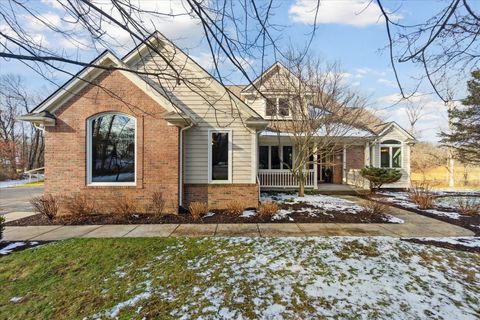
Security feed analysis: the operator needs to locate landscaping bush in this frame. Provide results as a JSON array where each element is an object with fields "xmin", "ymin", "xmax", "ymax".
[
  {"xmin": 113, "ymin": 196, "xmax": 137, "ymax": 217},
  {"xmin": 225, "ymin": 200, "xmax": 247, "ymax": 216},
  {"xmin": 64, "ymin": 194, "xmax": 96, "ymax": 216},
  {"xmin": 189, "ymin": 202, "xmax": 208, "ymax": 220},
  {"xmin": 0, "ymin": 215, "xmax": 5, "ymax": 240},
  {"xmin": 362, "ymin": 200, "xmax": 390, "ymax": 217},
  {"xmin": 146, "ymin": 191, "xmax": 166, "ymax": 215},
  {"xmin": 258, "ymin": 201, "xmax": 279, "ymax": 218},
  {"xmin": 360, "ymin": 166, "xmax": 402, "ymax": 192},
  {"xmin": 408, "ymin": 184, "xmax": 435, "ymax": 209},
  {"xmin": 456, "ymin": 198, "xmax": 480, "ymax": 216},
  {"xmin": 30, "ymin": 194, "xmax": 59, "ymax": 221}
]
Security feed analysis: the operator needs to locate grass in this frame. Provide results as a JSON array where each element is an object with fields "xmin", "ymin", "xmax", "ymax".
[
  {"xmin": 0, "ymin": 237, "xmax": 479, "ymax": 319},
  {"xmin": 412, "ymin": 165, "xmax": 480, "ymax": 189}
]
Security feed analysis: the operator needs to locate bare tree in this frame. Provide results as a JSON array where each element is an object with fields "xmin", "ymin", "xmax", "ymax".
[
  {"xmin": 376, "ymin": 0, "xmax": 480, "ymax": 101},
  {"xmin": 405, "ymin": 100, "xmax": 425, "ymax": 138},
  {"xmin": 0, "ymin": 0, "xmax": 306, "ymax": 121},
  {"xmin": 258, "ymin": 52, "xmax": 369, "ymax": 196},
  {"xmin": 0, "ymin": 74, "xmax": 44, "ymax": 179}
]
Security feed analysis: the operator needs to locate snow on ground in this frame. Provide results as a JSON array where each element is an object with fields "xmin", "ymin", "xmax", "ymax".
[
  {"xmin": 377, "ymin": 191, "xmax": 463, "ymax": 220},
  {"xmin": 0, "ymin": 178, "xmax": 31, "ymax": 188},
  {"xmin": 240, "ymin": 210, "xmax": 256, "ymax": 218},
  {"xmin": 0, "ymin": 242, "xmax": 27, "ymax": 255},
  {"xmin": 83, "ymin": 237, "xmax": 479, "ymax": 319},
  {"xmin": 409, "ymin": 237, "xmax": 480, "ymax": 249},
  {"xmin": 262, "ymin": 192, "xmax": 365, "ymax": 214},
  {"xmin": 263, "ymin": 192, "xmax": 403, "ymax": 223},
  {"xmin": 0, "ymin": 241, "xmax": 40, "ymax": 256}
]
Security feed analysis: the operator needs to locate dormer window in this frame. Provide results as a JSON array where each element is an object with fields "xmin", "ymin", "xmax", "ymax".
[{"xmin": 266, "ymin": 97, "xmax": 290, "ymax": 117}]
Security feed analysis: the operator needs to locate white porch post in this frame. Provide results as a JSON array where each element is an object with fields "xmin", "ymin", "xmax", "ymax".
[
  {"xmin": 342, "ymin": 144, "xmax": 347, "ymax": 184},
  {"xmin": 313, "ymin": 145, "xmax": 318, "ymax": 189},
  {"xmin": 364, "ymin": 142, "xmax": 370, "ymax": 166}
]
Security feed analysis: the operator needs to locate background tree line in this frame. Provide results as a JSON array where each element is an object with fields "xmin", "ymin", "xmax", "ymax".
[{"xmin": 0, "ymin": 74, "xmax": 44, "ymax": 180}]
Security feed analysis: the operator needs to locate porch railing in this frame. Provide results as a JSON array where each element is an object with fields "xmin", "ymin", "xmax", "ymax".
[{"xmin": 258, "ymin": 169, "xmax": 315, "ymax": 188}]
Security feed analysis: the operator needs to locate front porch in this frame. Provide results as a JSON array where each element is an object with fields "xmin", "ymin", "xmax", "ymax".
[{"xmin": 257, "ymin": 169, "xmax": 363, "ymax": 193}]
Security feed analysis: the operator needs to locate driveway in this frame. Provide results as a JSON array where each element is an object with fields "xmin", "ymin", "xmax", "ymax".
[{"xmin": 0, "ymin": 186, "xmax": 44, "ymax": 214}]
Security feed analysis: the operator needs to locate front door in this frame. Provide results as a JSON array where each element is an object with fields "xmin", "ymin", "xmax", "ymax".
[{"xmin": 318, "ymin": 153, "xmax": 334, "ymax": 183}]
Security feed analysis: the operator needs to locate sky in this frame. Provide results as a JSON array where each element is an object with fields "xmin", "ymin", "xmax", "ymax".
[{"xmin": 1, "ymin": 0, "xmax": 474, "ymax": 143}]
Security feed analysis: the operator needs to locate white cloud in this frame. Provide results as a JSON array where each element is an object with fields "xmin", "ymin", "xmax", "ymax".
[
  {"xmin": 377, "ymin": 78, "xmax": 397, "ymax": 87},
  {"xmin": 289, "ymin": 0, "xmax": 401, "ymax": 27}
]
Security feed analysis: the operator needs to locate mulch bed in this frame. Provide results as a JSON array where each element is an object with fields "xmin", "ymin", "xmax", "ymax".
[
  {"xmin": 365, "ymin": 194, "xmax": 480, "ymax": 236},
  {"xmin": 6, "ymin": 203, "xmax": 396, "ymax": 226},
  {"xmin": 402, "ymin": 238, "xmax": 480, "ymax": 253},
  {"xmin": 0, "ymin": 241, "xmax": 53, "ymax": 257}
]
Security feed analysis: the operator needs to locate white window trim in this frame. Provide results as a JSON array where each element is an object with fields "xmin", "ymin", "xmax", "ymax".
[
  {"xmin": 86, "ymin": 112, "xmax": 137, "ymax": 187},
  {"xmin": 258, "ymin": 144, "xmax": 294, "ymax": 170},
  {"xmin": 208, "ymin": 129, "xmax": 233, "ymax": 184},
  {"xmin": 264, "ymin": 97, "xmax": 291, "ymax": 119},
  {"xmin": 380, "ymin": 141, "xmax": 403, "ymax": 169}
]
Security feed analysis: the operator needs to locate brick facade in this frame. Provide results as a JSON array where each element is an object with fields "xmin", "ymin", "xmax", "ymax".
[
  {"xmin": 45, "ymin": 70, "xmax": 180, "ymax": 214},
  {"xmin": 184, "ymin": 184, "xmax": 259, "ymax": 210},
  {"xmin": 346, "ymin": 145, "xmax": 365, "ymax": 169}
]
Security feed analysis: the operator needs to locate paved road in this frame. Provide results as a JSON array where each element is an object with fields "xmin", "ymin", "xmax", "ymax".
[{"xmin": 0, "ymin": 186, "xmax": 44, "ymax": 214}]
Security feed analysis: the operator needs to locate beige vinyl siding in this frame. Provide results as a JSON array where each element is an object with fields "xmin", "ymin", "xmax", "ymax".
[
  {"xmin": 371, "ymin": 127, "xmax": 411, "ymax": 188},
  {"xmin": 245, "ymin": 97, "xmax": 266, "ymax": 118},
  {"xmin": 132, "ymin": 44, "xmax": 255, "ymax": 184}
]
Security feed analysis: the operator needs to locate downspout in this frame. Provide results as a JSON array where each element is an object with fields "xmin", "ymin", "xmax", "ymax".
[
  {"xmin": 179, "ymin": 123, "xmax": 193, "ymax": 208},
  {"xmin": 245, "ymin": 125, "xmax": 261, "ymax": 203}
]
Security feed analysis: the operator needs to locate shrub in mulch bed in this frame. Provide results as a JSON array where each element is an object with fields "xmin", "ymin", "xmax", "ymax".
[
  {"xmin": 402, "ymin": 238, "xmax": 480, "ymax": 253},
  {"xmin": 6, "ymin": 201, "xmax": 399, "ymax": 226},
  {"xmin": 364, "ymin": 194, "xmax": 480, "ymax": 236}
]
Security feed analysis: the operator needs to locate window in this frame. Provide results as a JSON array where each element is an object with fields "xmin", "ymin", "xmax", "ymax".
[
  {"xmin": 271, "ymin": 146, "xmax": 280, "ymax": 169},
  {"xmin": 380, "ymin": 140, "xmax": 402, "ymax": 168},
  {"xmin": 87, "ymin": 113, "xmax": 136, "ymax": 185},
  {"xmin": 282, "ymin": 146, "xmax": 293, "ymax": 169},
  {"xmin": 258, "ymin": 145, "xmax": 293, "ymax": 170},
  {"xmin": 278, "ymin": 98, "xmax": 290, "ymax": 117},
  {"xmin": 208, "ymin": 130, "xmax": 232, "ymax": 182},
  {"xmin": 265, "ymin": 97, "xmax": 290, "ymax": 117},
  {"xmin": 266, "ymin": 99, "xmax": 277, "ymax": 117},
  {"xmin": 259, "ymin": 146, "xmax": 269, "ymax": 169}
]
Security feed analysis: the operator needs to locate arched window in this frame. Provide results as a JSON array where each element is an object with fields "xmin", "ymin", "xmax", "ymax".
[
  {"xmin": 380, "ymin": 139, "xmax": 402, "ymax": 168},
  {"xmin": 87, "ymin": 113, "xmax": 136, "ymax": 185}
]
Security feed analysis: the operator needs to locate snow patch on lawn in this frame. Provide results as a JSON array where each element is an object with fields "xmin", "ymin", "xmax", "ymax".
[
  {"xmin": 86, "ymin": 237, "xmax": 479, "ymax": 319},
  {"xmin": 0, "ymin": 242, "xmax": 26, "ymax": 255},
  {"xmin": 9, "ymin": 296, "xmax": 23, "ymax": 303}
]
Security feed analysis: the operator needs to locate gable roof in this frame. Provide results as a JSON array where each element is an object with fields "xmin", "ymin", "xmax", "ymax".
[
  {"xmin": 241, "ymin": 61, "xmax": 302, "ymax": 95},
  {"xmin": 122, "ymin": 31, "xmax": 261, "ymax": 119},
  {"xmin": 30, "ymin": 50, "xmax": 195, "ymax": 121},
  {"xmin": 377, "ymin": 121, "xmax": 416, "ymax": 141}
]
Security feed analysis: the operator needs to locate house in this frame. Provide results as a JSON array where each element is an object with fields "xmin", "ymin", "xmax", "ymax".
[{"xmin": 18, "ymin": 32, "xmax": 415, "ymax": 214}]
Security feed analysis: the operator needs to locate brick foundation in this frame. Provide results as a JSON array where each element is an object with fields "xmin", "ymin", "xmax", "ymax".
[
  {"xmin": 45, "ymin": 70, "xmax": 179, "ymax": 214},
  {"xmin": 184, "ymin": 184, "xmax": 259, "ymax": 210}
]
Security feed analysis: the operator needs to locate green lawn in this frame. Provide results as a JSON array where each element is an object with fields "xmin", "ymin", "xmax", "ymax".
[{"xmin": 0, "ymin": 237, "xmax": 479, "ymax": 319}]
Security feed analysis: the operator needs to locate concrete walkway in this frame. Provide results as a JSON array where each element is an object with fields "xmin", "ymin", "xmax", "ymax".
[{"xmin": 2, "ymin": 201, "xmax": 475, "ymax": 240}]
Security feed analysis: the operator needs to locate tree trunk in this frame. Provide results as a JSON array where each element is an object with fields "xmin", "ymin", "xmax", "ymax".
[{"xmin": 298, "ymin": 178, "xmax": 305, "ymax": 197}]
